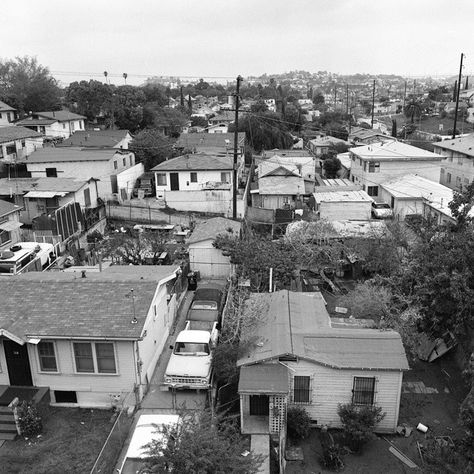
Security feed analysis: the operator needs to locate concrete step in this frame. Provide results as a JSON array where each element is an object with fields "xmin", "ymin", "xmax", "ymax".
[
  {"xmin": 0, "ymin": 414, "xmax": 15, "ymax": 423},
  {"xmin": 0, "ymin": 431, "xmax": 17, "ymax": 441},
  {"xmin": 0, "ymin": 423, "xmax": 17, "ymax": 432}
]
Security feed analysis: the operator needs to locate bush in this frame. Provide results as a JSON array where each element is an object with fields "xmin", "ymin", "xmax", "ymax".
[
  {"xmin": 337, "ymin": 403, "xmax": 385, "ymax": 453},
  {"xmin": 17, "ymin": 400, "xmax": 43, "ymax": 437},
  {"xmin": 320, "ymin": 427, "xmax": 344, "ymax": 471},
  {"xmin": 287, "ymin": 406, "xmax": 311, "ymax": 441}
]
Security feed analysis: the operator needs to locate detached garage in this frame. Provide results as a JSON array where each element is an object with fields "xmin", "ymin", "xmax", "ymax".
[
  {"xmin": 312, "ymin": 190, "xmax": 373, "ymax": 221},
  {"xmin": 188, "ymin": 217, "xmax": 241, "ymax": 279}
]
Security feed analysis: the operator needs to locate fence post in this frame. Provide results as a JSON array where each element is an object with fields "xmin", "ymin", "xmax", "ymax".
[{"xmin": 129, "ymin": 201, "xmax": 132, "ymax": 220}]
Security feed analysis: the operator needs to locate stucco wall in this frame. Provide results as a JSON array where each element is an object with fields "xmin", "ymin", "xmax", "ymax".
[{"xmin": 155, "ymin": 170, "xmax": 232, "ymax": 193}]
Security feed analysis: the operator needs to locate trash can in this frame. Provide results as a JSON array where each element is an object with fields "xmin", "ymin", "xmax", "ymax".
[{"xmin": 187, "ymin": 272, "xmax": 197, "ymax": 291}]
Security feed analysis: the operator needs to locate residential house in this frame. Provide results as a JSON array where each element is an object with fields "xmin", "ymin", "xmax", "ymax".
[
  {"xmin": 188, "ymin": 217, "xmax": 241, "ymax": 279},
  {"xmin": 0, "ymin": 127, "xmax": 44, "ymax": 176},
  {"xmin": 175, "ymin": 132, "xmax": 246, "ymax": 157},
  {"xmin": 0, "ymin": 101, "xmax": 17, "ymax": 127},
  {"xmin": 336, "ymin": 152, "xmax": 352, "ymax": 178},
  {"xmin": 308, "ymin": 136, "xmax": 350, "ymax": 169},
  {"xmin": 0, "ymin": 200, "xmax": 22, "ymax": 250},
  {"xmin": 0, "ymin": 265, "xmax": 183, "ymax": 408},
  {"xmin": 57, "ymin": 130, "xmax": 133, "ymax": 149},
  {"xmin": 16, "ymin": 111, "xmax": 86, "ymax": 139},
  {"xmin": 152, "ymin": 153, "xmax": 244, "ymax": 216},
  {"xmin": 23, "ymin": 147, "xmax": 143, "ymax": 201},
  {"xmin": 432, "ymin": 134, "xmax": 474, "ymax": 190},
  {"xmin": 348, "ymin": 127, "xmax": 394, "ymax": 146},
  {"xmin": 237, "ymin": 290, "xmax": 409, "ymax": 435},
  {"xmin": 311, "ymin": 189, "xmax": 373, "ymax": 220},
  {"xmin": 259, "ymin": 150, "xmax": 317, "ymax": 180},
  {"xmin": 349, "ymin": 141, "xmax": 443, "ymax": 199},
  {"xmin": 208, "ymin": 111, "xmax": 235, "ymax": 134}
]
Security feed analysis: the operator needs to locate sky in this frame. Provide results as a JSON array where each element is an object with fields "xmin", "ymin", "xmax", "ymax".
[{"xmin": 1, "ymin": 0, "xmax": 474, "ymax": 86}]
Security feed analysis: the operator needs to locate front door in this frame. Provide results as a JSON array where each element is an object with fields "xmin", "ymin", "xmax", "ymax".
[
  {"xmin": 4, "ymin": 340, "xmax": 33, "ymax": 386},
  {"xmin": 170, "ymin": 173, "xmax": 179, "ymax": 191},
  {"xmin": 249, "ymin": 395, "xmax": 269, "ymax": 416}
]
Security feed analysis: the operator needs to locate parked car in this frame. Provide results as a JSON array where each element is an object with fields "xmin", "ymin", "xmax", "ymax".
[
  {"xmin": 132, "ymin": 172, "xmax": 156, "ymax": 198},
  {"xmin": 371, "ymin": 202, "xmax": 393, "ymax": 219}
]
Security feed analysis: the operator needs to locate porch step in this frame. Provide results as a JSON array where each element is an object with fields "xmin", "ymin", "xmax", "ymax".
[
  {"xmin": 0, "ymin": 431, "xmax": 17, "ymax": 441},
  {"xmin": 0, "ymin": 414, "xmax": 15, "ymax": 423},
  {"xmin": 0, "ymin": 423, "xmax": 17, "ymax": 432}
]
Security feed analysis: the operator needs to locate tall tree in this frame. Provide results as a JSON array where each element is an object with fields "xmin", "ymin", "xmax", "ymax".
[
  {"xmin": 0, "ymin": 56, "xmax": 61, "ymax": 114},
  {"xmin": 130, "ymin": 129, "xmax": 175, "ymax": 170}
]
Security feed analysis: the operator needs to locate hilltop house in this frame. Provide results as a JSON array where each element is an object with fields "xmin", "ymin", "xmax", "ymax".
[
  {"xmin": 152, "ymin": 153, "xmax": 245, "ymax": 217},
  {"xmin": 0, "ymin": 265, "xmax": 183, "ymax": 408},
  {"xmin": 175, "ymin": 132, "xmax": 246, "ymax": 157},
  {"xmin": 16, "ymin": 111, "xmax": 86, "ymax": 139},
  {"xmin": 58, "ymin": 130, "xmax": 133, "ymax": 149},
  {"xmin": 0, "ymin": 200, "xmax": 23, "ymax": 250},
  {"xmin": 23, "ymin": 147, "xmax": 143, "ymax": 201},
  {"xmin": 237, "ymin": 291, "xmax": 409, "ymax": 435},
  {"xmin": 0, "ymin": 101, "xmax": 17, "ymax": 127},
  {"xmin": 349, "ymin": 141, "xmax": 443, "ymax": 199}
]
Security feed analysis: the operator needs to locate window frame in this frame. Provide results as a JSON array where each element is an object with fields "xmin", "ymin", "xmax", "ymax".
[
  {"xmin": 37, "ymin": 340, "xmax": 59, "ymax": 373},
  {"xmin": 190, "ymin": 172, "xmax": 198, "ymax": 183},
  {"xmin": 156, "ymin": 173, "xmax": 167, "ymax": 186},
  {"xmin": 292, "ymin": 375, "xmax": 312, "ymax": 404},
  {"xmin": 72, "ymin": 341, "xmax": 117, "ymax": 375},
  {"xmin": 367, "ymin": 185, "xmax": 378, "ymax": 197},
  {"xmin": 352, "ymin": 376, "xmax": 376, "ymax": 406},
  {"xmin": 221, "ymin": 172, "xmax": 231, "ymax": 183},
  {"xmin": 45, "ymin": 167, "xmax": 57, "ymax": 178},
  {"xmin": 368, "ymin": 161, "xmax": 380, "ymax": 173}
]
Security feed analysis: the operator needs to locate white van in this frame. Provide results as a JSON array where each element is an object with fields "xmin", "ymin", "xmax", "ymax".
[{"xmin": 0, "ymin": 242, "xmax": 55, "ymax": 275}]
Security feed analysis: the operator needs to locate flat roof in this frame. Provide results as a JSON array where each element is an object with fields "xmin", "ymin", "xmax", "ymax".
[
  {"xmin": 380, "ymin": 174, "xmax": 452, "ymax": 199},
  {"xmin": 433, "ymin": 133, "xmax": 474, "ymax": 157},
  {"xmin": 238, "ymin": 364, "xmax": 289, "ymax": 394},
  {"xmin": 23, "ymin": 147, "xmax": 121, "ymax": 163},
  {"xmin": 350, "ymin": 141, "xmax": 443, "ymax": 161},
  {"xmin": 314, "ymin": 190, "xmax": 373, "ymax": 203}
]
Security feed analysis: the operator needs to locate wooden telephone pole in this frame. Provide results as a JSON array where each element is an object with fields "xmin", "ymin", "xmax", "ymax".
[
  {"xmin": 371, "ymin": 80, "xmax": 376, "ymax": 128},
  {"xmin": 453, "ymin": 53, "xmax": 464, "ymax": 139},
  {"xmin": 232, "ymin": 75, "xmax": 243, "ymax": 220}
]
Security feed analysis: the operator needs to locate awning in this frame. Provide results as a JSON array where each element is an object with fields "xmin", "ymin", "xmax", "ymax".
[
  {"xmin": 23, "ymin": 191, "xmax": 66, "ymax": 198},
  {"xmin": 0, "ymin": 220, "xmax": 23, "ymax": 232},
  {"xmin": 238, "ymin": 364, "xmax": 289, "ymax": 395}
]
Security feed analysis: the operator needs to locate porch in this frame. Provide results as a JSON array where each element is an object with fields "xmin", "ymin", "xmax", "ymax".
[
  {"xmin": 0, "ymin": 385, "xmax": 50, "ymax": 407},
  {"xmin": 238, "ymin": 364, "xmax": 289, "ymax": 435}
]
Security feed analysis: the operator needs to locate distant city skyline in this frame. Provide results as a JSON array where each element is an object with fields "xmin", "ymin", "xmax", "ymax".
[{"xmin": 2, "ymin": 0, "xmax": 473, "ymax": 87}]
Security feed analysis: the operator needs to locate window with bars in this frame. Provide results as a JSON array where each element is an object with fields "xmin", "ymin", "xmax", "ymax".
[
  {"xmin": 38, "ymin": 341, "xmax": 58, "ymax": 372},
  {"xmin": 190, "ymin": 172, "xmax": 197, "ymax": 183},
  {"xmin": 352, "ymin": 377, "xmax": 376, "ymax": 405},
  {"xmin": 293, "ymin": 375, "xmax": 311, "ymax": 404},
  {"xmin": 368, "ymin": 161, "xmax": 380, "ymax": 173}
]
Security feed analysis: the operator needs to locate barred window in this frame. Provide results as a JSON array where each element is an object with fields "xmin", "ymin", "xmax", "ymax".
[
  {"xmin": 293, "ymin": 376, "xmax": 311, "ymax": 403},
  {"xmin": 352, "ymin": 377, "xmax": 376, "ymax": 405}
]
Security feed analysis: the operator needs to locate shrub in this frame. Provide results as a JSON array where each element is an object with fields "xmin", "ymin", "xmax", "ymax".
[
  {"xmin": 287, "ymin": 406, "xmax": 311, "ymax": 441},
  {"xmin": 337, "ymin": 403, "xmax": 385, "ymax": 453},
  {"xmin": 320, "ymin": 427, "xmax": 344, "ymax": 471},
  {"xmin": 17, "ymin": 400, "xmax": 43, "ymax": 437}
]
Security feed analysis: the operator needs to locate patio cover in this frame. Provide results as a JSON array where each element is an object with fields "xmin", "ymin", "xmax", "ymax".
[
  {"xmin": 0, "ymin": 220, "xmax": 23, "ymax": 231},
  {"xmin": 23, "ymin": 191, "xmax": 66, "ymax": 198},
  {"xmin": 238, "ymin": 364, "xmax": 288, "ymax": 395}
]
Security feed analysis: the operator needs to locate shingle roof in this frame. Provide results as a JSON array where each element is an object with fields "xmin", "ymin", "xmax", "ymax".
[
  {"xmin": 23, "ymin": 147, "xmax": 120, "ymax": 163},
  {"xmin": 15, "ymin": 118, "xmax": 56, "ymax": 126},
  {"xmin": 187, "ymin": 217, "xmax": 240, "ymax": 244},
  {"xmin": 0, "ymin": 266, "xmax": 178, "ymax": 340},
  {"xmin": 37, "ymin": 110, "xmax": 86, "ymax": 121},
  {"xmin": 176, "ymin": 132, "xmax": 245, "ymax": 150},
  {"xmin": 58, "ymin": 130, "xmax": 131, "ymax": 148},
  {"xmin": 380, "ymin": 174, "xmax": 452, "ymax": 199},
  {"xmin": 350, "ymin": 141, "xmax": 443, "ymax": 161},
  {"xmin": 0, "ymin": 126, "xmax": 42, "ymax": 142},
  {"xmin": 432, "ymin": 133, "xmax": 474, "ymax": 157},
  {"xmin": 238, "ymin": 290, "xmax": 408, "ymax": 371},
  {"xmin": 0, "ymin": 199, "xmax": 21, "ymax": 217},
  {"xmin": 0, "ymin": 177, "xmax": 88, "ymax": 196},
  {"xmin": 151, "ymin": 153, "xmax": 233, "ymax": 172},
  {"xmin": 258, "ymin": 174, "xmax": 306, "ymax": 195},
  {"xmin": 0, "ymin": 100, "xmax": 15, "ymax": 112}
]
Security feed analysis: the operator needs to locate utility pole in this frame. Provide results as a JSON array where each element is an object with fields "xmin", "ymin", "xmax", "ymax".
[
  {"xmin": 232, "ymin": 75, "xmax": 243, "ymax": 220},
  {"xmin": 371, "ymin": 80, "xmax": 376, "ymax": 128},
  {"xmin": 345, "ymin": 84, "xmax": 349, "ymax": 115},
  {"xmin": 453, "ymin": 53, "xmax": 464, "ymax": 139},
  {"xmin": 334, "ymin": 84, "xmax": 337, "ymax": 109},
  {"xmin": 403, "ymin": 81, "xmax": 407, "ymax": 139}
]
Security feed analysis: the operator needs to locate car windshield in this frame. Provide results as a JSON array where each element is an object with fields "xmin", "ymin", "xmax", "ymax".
[
  {"xmin": 191, "ymin": 301, "xmax": 218, "ymax": 310},
  {"xmin": 374, "ymin": 203, "xmax": 390, "ymax": 209},
  {"xmin": 174, "ymin": 342, "xmax": 210, "ymax": 355}
]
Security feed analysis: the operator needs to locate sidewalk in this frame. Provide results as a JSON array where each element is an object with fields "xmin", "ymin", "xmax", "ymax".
[{"xmin": 251, "ymin": 434, "xmax": 270, "ymax": 474}]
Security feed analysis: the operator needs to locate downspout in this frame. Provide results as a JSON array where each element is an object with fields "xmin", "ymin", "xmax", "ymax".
[{"xmin": 133, "ymin": 340, "xmax": 142, "ymax": 405}]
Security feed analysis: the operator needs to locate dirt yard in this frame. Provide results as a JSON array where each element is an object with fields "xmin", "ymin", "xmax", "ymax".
[{"xmin": 285, "ymin": 350, "xmax": 469, "ymax": 473}]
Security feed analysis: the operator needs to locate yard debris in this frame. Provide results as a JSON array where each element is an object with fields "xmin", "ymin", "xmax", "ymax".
[
  {"xmin": 383, "ymin": 437, "xmax": 419, "ymax": 469},
  {"xmin": 441, "ymin": 369, "xmax": 451, "ymax": 378},
  {"xmin": 416, "ymin": 441, "xmax": 424, "ymax": 465},
  {"xmin": 417, "ymin": 423, "xmax": 428, "ymax": 433},
  {"xmin": 285, "ymin": 445, "xmax": 304, "ymax": 461},
  {"xmin": 241, "ymin": 450, "xmax": 250, "ymax": 457},
  {"xmin": 396, "ymin": 424, "xmax": 413, "ymax": 437},
  {"xmin": 435, "ymin": 436, "xmax": 454, "ymax": 448}
]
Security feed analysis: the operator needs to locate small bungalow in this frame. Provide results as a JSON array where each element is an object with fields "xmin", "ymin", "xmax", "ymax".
[
  {"xmin": 187, "ymin": 217, "xmax": 241, "ymax": 279},
  {"xmin": 238, "ymin": 291, "xmax": 409, "ymax": 435},
  {"xmin": 16, "ymin": 110, "xmax": 86, "ymax": 139},
  {"xmin": 175, "ymin": 132, "xmax": 246, "ymax": 156},
  {"xmin": 311, "ymin": 189, "xmax": 373, "ymax": 221},
  {"xmin": 0, "ymin": 101, "xmax": 17, "ymax": 127},
  {"xmin": 0, "ymin": 265, "xmax": 183, "ymax": 409},
  {"xmin": 57, "ymin": 129, "xmax": 133, "ymax": 149},
  {"xmin": 0, "ymin": 200, "xmax": 23, "ymax": 250}
]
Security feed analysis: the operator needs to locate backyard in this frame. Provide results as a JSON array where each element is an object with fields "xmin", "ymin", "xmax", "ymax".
[
  {"xmin": 284, "ymin": 350, "xmax": 468, "ymax": 473},
  {"xmin": 0, "ymin": 407, "xmax": 114, "ymax": 474}
]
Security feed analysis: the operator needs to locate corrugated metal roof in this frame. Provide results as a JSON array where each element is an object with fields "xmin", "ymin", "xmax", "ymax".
[
  {"xmin": 314, "ymin": 190, "xmax": 373, "ymax": 203},
  {"xmin": 238, "ymin": 364, "xmax": 289, "ymax": 394},
  {"xmin": 0, "ymin": 178, "xmax": 88, "ymax": 195},
  {"xmin": 24, "ymin": 147, "xmax": 120, "ymax": 163}
]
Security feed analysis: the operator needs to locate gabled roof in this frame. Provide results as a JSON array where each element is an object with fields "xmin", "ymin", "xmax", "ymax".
[
  {"xmin": 151, "ymin": 153, "xmax": 233, "ymax": 172},
  {"xmin": 15, "ymin": 118, "xmax": 56, "ymax": 126},
  {"xmin": 0, "ymin": 100, "xmax": 15, "ymax": 112},
  {"xmin": 0, "ymin": 177, "xmax": 89, "ymax": 196},
  {"xmin": 0, "ymin": 199, "xmax": 21, "ymax": 217},
  {"xmin": 351, "ymin": 141, "xmax": 443, "ymax": 161},
  {"xmin": 432, "ymin": 133, "xmax": 474, "ymax": 157},
  {"xmin": 58, "ymin": 130, "xmax": 131, "ymax": 148},
  {"xmin": 0, "ymin": 126, "xmax": 42, "ymax": 143},
  {"xmin": 176, "ymin": 132, "xmax": 245, "ymax": 150},
  {"xmin": 23, "ymin": 147, "xmax": 121, "ymax": 163},
  {"xmin": 36, "ymin": 110, "xmax": 86, "ymax": 121},
  {"xmin": 187, "ymin": 217, "xmax": 240, "ymax": 244},
  {"xmin": 209, "ymin": 111, "xmax": 235, "ymax": 123},
  {"xmin": 238, "ymin": 290, "xmax": 408, "ymax": 371},
  {"xmin": 0, "ymin": 266, "xmax": 178, "ymax": 341},
  {"xmin": 380, "ymin": 174, "xmax": 452, "ymax": 200}
]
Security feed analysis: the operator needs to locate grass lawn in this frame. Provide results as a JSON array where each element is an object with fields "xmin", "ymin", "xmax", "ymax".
[{"xmin": 0, "ymin": 407, "xmax": 114, "ymax": 474}]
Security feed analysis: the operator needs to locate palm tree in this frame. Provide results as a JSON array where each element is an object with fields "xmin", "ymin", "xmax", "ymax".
[
  {"xmin": 123, "ymin": 73, "xmax": 128, "ymax": 85},
  {"xmin": 404, "ymin": 99, "xmax": 422, "ymax": 123},
  {"xmin": 103, "ymin": 71, "xmax": 108, "ymax": 84}
]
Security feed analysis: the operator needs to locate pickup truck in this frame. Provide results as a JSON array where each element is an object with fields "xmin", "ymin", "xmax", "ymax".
[
  {"xmin": 186, "ymin": 300, "xmax": 220, "ymax": 332},
  {"xmin": 164, "ymin": 322, "xmax": 219, "ymax": 390}
]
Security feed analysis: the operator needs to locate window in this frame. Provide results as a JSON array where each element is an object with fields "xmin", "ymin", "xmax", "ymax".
[
  {"xmin": 458, "ymin": 156, "xmax": 463, "ymax": 165},
  {"xmin": 123, "ymin": 157, "xmax": 126, "ymax": 167},
  {"xmin": 351, "ymin": 154, "xmax": 355, "ymax": 162},
  {"xmin": 129, "ymin": 156, "xmax": 133, "ymax": 166},
  {"xmin": 367, "ymin": 186, "xmax": 378, "ymax": 197},
  {"xmin": 63, "ymin": 123, "xmax": 66, "ymax": 129},
  {"xmin": 6, "ymin": 145, "xmax": 16, "ymax": 155},
  {"xmin": 190, "ymin": 172, "xmax": 197, "ymax": 183},
  {"xmin": 73, "ymin": 342, "xmax": 117, "ymax": 374},
  {"xmin": 447, "ymin": 173, "xmax": 452, "ymax": 184},
  {"xmin": 221, "ymin": 172, "xmax": 231, "ymax": 183},
  {"xmin": 456, "ymin": 176, "xmax": 462, "ymax": 188},
  {"xmin": 7, "ymin": 113, "xmax": 11, "ymax": 122},
  {"xmin": 113, "ymin": 161, "xmax": 118, "ymax": 170},
  {"xmin": 156, "ymin": 173, "xmax": 167, "ymax": 186},
  {"xmin": 46, "ymin": 167, "xmax": 57, "ymax": 177},
  {"xmin": 293, "ymin": 376, "xmax": 311, "ymax": 403},
  {"xmin": 352, "ymin": 377, "xmax": 376, "ymax": 405},
  {"xmin": 0, "ymin": 229, "xmax": 11, "ymax": 245},
  {"xmin": 368, "ymin": 162, "xmax": 380, "ymax": 173},
  {"xmin": 440, "ymin": 168, "xmax": 445, "ymax": 175},
  {"xmin": 84, "ymin": 188, "xmax": 91, "ymax": 207},
  {"xmin": 54, "ymin": 390, "xmax": 77, "ymax": 403},
  {"xmin": 21, "ymin": 140, "xmax": 26, "ymax": 148},
  {"xmin": 38, "ymin": 341, "xmax": 58, "ymax": 372},
  {"xmin": 359, "ymin": 158, "xmax": 362, "ymax": 166},
  {"xmin": 363, "ymin": 161, "xmax": 367, "ymax": 171}
]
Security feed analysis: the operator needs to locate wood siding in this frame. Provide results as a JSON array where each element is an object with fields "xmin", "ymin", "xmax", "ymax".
[{"xmin": 189, "ymin": 238, "xmax": 232, "ymax": 278}]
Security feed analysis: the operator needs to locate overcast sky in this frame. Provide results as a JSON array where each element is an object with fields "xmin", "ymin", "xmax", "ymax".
[{"xmin": 2, "ymin": 0, "xmax": 473, "ymax": 86}]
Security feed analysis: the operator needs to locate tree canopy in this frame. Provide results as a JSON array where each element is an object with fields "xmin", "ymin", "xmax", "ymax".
[
  {"xmin": 130, "ymin": 129, "xmax": 175, "ymax": 170},
  {"xmin": 0, "ymin": 56, "xmax": 61, "ymax": 115}
]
